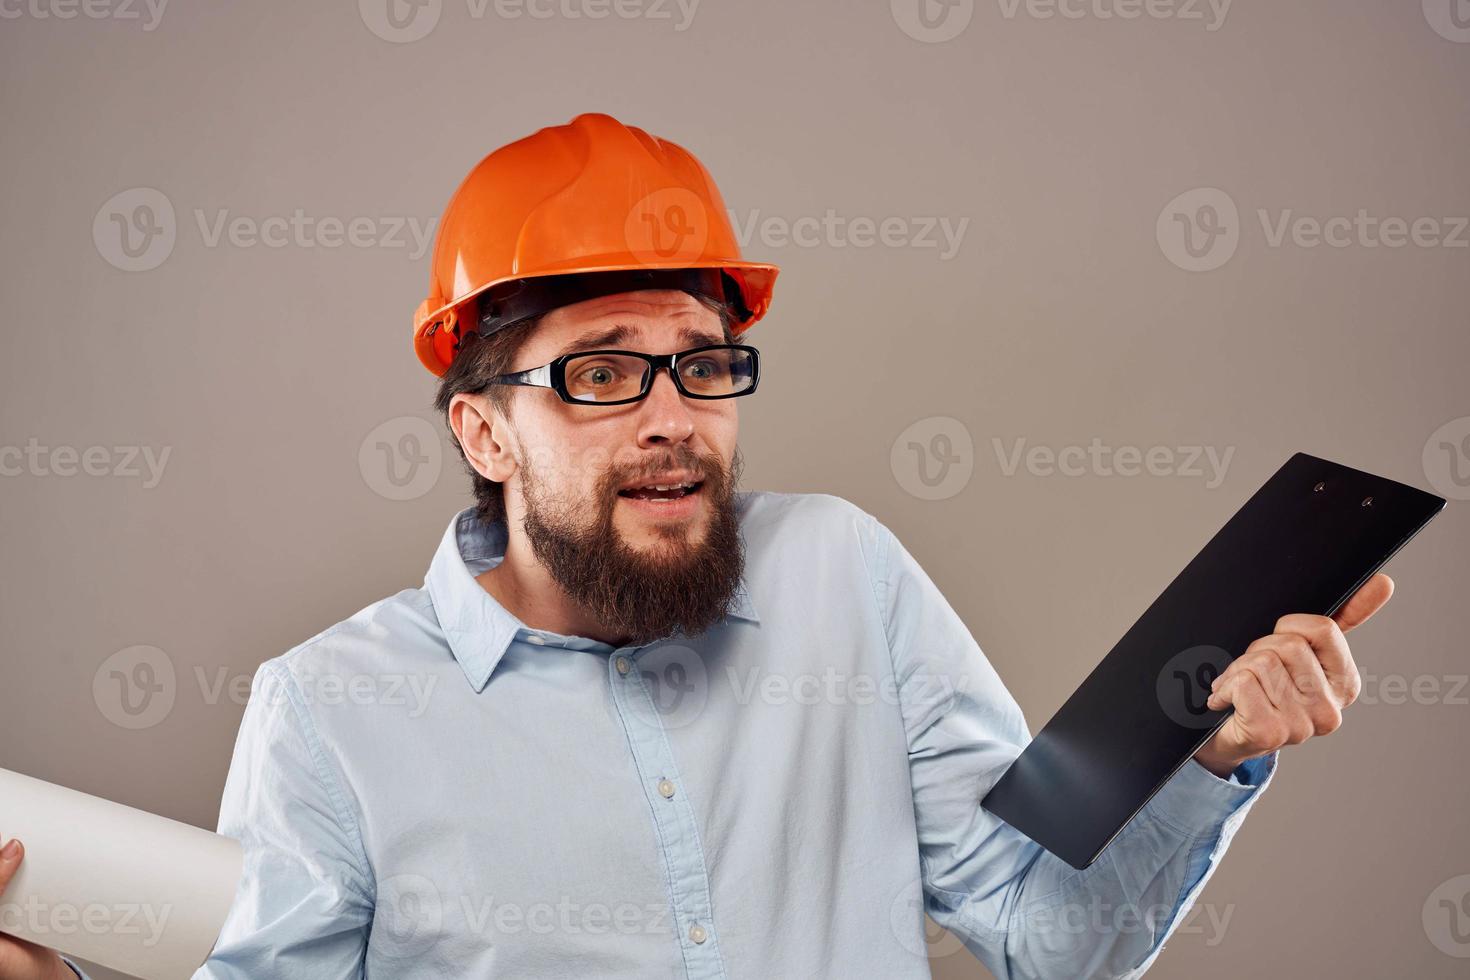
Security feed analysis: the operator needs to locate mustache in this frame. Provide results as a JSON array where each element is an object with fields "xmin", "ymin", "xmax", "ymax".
[{"xmin": 604, "ymin": 448, "xmax": 720, "ymax": 494}]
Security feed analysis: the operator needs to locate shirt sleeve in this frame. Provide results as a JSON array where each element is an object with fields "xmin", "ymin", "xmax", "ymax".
[
  {"xmin": 190, "ymin": 660, "xmax": 376, "ymax": 979},
  {"xmin": 867, "ymin": 514, "xmax": 1276, "ymax": 980}
]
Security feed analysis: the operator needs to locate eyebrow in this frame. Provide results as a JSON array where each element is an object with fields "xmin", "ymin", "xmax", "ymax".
[{"xmin": 554, "ymin": 323, "xmax": 726, "ymax": 359}]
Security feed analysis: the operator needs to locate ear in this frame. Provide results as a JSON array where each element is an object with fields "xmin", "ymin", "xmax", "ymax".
[{"xmin": 449, "ymin": 392, "xmax": 518, "ymax": 483}]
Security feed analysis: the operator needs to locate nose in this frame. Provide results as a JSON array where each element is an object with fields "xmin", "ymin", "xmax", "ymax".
[{"xmin": 634, "ymin": 366, "xmax": 696, "ymax": 448}]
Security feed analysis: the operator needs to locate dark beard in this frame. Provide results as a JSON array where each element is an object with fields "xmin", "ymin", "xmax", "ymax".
[{"xmin": 519, "ymin": 445, "xmax": 746, "ymax": 647}]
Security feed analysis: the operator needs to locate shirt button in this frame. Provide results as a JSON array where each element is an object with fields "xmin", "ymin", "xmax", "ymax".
[
  {"xmin": 657, "ymin": 778, "xmax": 675, "ymax": 799},
  {"xmin": 525, "ymin": 634, "xmax": 545, "ymax": 645},
  {"xmin": 615, "ymin": 656, "xmax": 631, "ymax": 675},
  {"xmin": 689, "ymin": 923, "xmax": 707, "ymax": 944}
]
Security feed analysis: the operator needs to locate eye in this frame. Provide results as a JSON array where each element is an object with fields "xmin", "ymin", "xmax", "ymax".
[
  {"xmin": 573, "ymin": 362, "xmax": 622, "ymax": 386},
  {"xmin": 682, "ymin": 358, "xmax": 718, "ymax": 379}
]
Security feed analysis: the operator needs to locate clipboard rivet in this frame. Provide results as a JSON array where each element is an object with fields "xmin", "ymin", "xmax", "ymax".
[
  {"xmin": 1314, "ymin": 482, "xmax": 1326, "ymax": 492},
  {"xmin": 1362, "ymin": 496, "xmax": 1374, "ymax": 507}
]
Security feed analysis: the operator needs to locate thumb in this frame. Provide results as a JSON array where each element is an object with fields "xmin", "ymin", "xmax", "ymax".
[{"xmin": 1333, "ymin": 573, "xmax": 1394, "ymax": 633}]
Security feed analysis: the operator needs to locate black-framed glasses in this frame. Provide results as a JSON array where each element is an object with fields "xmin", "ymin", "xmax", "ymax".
[{"xmin": 483, "ymin": 343, "xmax": 761, "ymax": 406}]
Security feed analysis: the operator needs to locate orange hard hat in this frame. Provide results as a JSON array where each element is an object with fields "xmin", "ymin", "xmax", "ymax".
[{"xmin": 413, "ymin": 112, "xmax": 780, "ymax": 376}]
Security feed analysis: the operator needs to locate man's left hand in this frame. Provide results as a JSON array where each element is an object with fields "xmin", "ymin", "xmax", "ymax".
[{"xmin": 1191, "ymin": 573, "xmax": 1394, "ymax": 779}]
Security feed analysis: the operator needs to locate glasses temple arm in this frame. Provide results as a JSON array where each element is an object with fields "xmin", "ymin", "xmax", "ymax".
[{"xmin": 485, "ymin": 364, "xmax": 554, "ymax": 388}]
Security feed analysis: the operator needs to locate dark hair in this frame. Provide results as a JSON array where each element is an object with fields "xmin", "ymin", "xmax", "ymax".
[{"xmin": 434, "ymin": 291, "xmax": 739, "ymax": 528}]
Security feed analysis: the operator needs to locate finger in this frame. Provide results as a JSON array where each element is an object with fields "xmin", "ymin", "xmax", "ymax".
[
  {"xmin": 1331, "ymin": 573, "xmax": 1394, "ymax": 633},
  {"xmin": 1242, "ymin": 633, "xmax": 1334, "ymax": 703},
  {"xmin": 0, "ymin": 838, "xmax": 57, "ymax": 972},
  {"xmin": 1252, "ymin": 652, "xmax": 1328, "ymax": 742},
  {"xmin": 1212, "ymin": 650, "xmax": 1292, "ymax": 712},
  {"xmin": 1245, "ymin": 654, "xmax": 1294, "ymax": 713},
  {"xmin": 0, "ymin": 854, "xmax": 62, "ymax": 980},
  {"xmin": 0, "ymin": 837, "xmax": 21, "ymax": 895},
  {"xmin": 1259, "ymin": 642, "xmax": 1343, "ymax": 732},
  {"xmin": 1273, "ymin": 614, "xmax": 1361, "ymax": 704},
  {"xmin": 1261, "ymin": 637, "xmax": 1347, "ymax": 731},
  {"xmin": 1214, "ymin": 660, "xmax": 1319, "ymax": 747},
  {"xmin": 1206, "ymin": 667, "xmax": 1275, "ymax": 754},
  {"xmin": 1208, "ymin": 655, "xmax": 1268, "ymax": 711}
]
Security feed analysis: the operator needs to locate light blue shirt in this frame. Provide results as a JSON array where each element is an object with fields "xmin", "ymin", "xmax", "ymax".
[{"xmin": 69, "ymin": 491, "xmax": 1275, "ymax": 979}]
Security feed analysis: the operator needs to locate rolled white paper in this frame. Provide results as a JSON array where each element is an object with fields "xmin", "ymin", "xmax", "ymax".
[{"xmin": 0, "ymin": 768, "xmax": 242, "ymax": 980}]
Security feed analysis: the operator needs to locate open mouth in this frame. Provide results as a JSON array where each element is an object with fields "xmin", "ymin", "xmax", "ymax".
[{"xmin": 616, "ymin": 480, "xmax": 705, "ymax": 503}]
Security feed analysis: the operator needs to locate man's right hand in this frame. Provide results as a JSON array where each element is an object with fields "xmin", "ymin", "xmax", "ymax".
[{"xmin": 0, "ymin": 839, "xmax": 74, "ymax": 980}]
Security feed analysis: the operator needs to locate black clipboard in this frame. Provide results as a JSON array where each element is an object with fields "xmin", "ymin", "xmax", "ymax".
[{"xmin": 980, "ymin": 452, "xmax": 1446, "ymax": 869}]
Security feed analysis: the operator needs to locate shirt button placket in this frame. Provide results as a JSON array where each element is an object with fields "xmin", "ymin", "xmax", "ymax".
[{"xmin": 608, "ymin": 651, "xmax": 725, "ymax": 979}]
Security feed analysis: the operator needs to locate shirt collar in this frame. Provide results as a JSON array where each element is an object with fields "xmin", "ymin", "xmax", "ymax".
[{"xmin": 426, "ymin": 506, "xmax": 759, "ymax": 693}]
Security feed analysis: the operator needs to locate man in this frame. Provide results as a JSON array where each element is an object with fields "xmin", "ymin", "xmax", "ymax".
[{"xmin": 1, "ymin": 112, "xmax": 1385, "ymax": 979}]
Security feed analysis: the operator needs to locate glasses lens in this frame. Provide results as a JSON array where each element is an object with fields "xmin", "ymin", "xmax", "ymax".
[
  {"xmin": 678, "ymin": 346, "xmax": 755, "ymax": 397},
  {"xmin": 563, "ymin": 353, "xmax": 651, "ymax": 403}
]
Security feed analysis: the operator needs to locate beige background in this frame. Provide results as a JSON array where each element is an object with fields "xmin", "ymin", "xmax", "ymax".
[{"xmin": 2, "ymin": 1, "xmax": 1468, "ymax": 977}]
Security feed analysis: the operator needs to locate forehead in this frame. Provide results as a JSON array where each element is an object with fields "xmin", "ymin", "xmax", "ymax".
[{"xmin": 518, "ymin": 289, "xmax": 725, "ymax": 363}]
